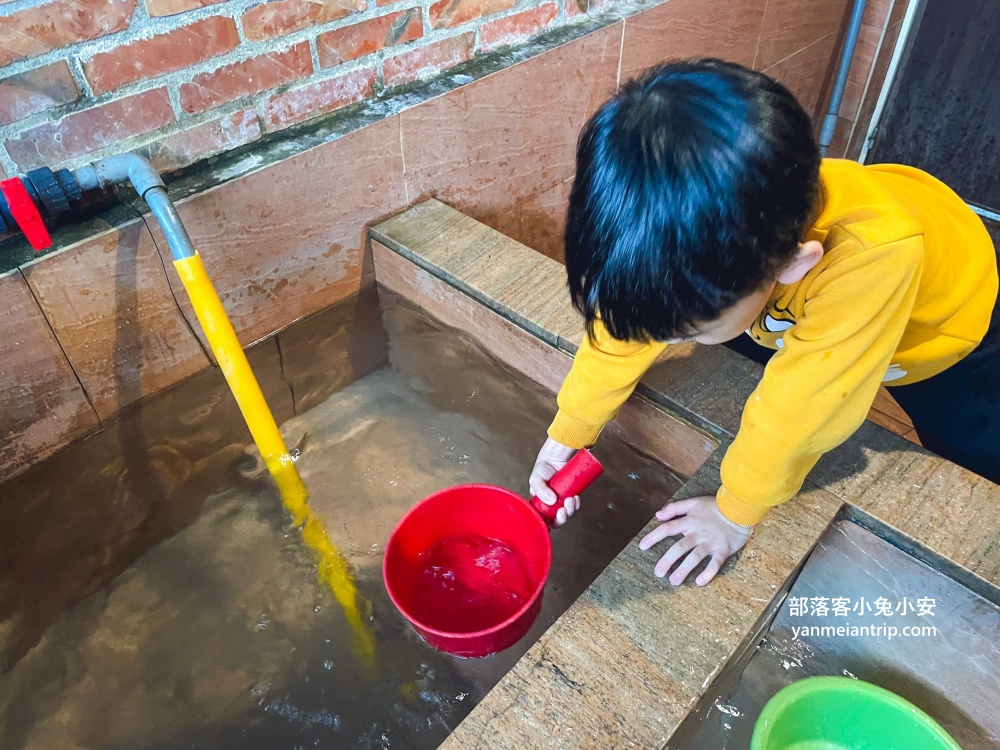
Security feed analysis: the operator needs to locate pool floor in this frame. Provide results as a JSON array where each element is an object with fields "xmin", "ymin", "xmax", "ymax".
[{"xmin": 0, "ymin": 289, "xmax": 682, "ymax": 749}]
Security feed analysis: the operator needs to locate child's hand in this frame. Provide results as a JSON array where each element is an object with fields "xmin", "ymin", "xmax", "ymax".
[
  {"xmin": 528, "ymin": 437, "xmax": 581, "ymax": 527},
  {"xmin": 638, "ymin": 495, "xmax": 752, "ymax": 586}
]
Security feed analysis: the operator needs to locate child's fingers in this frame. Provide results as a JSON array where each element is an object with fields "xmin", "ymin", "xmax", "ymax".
[
  {"xmin": 535, "ymin": 461, "xmax": 558, "ymax": 481},
  {"xmin": 695, "ymin": 553, "xmax": 726, "ymax": 586},
  {"xmin": 653, "ymin": 535, "xmax": 696, "ymax": 578},
  {"xmin": 553, "ymin": 498, "xmax": 579, "ymax": 527},
  {"xmin": 655, "ymin": 497, "xmax": 699, "ymax": 521},
  {"xmin": 530, "ymin": 476, "xmax": 558, "ymax": 505},
  {"xmin": 638, "ymin": 519, "xmax": 687, "ymax": 550},
  {"xmin": 668, "ymin": 544, "xmax": 711, "ymax": 586}
]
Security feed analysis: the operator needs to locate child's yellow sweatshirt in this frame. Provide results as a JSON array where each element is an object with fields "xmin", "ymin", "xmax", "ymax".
[{"xmin": 548, "ymin": 159, "xmax": 998, "ymax": 526}]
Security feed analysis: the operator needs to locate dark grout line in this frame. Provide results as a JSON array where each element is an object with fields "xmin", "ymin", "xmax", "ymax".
[
  {"xmin": 17, "ymin": 266, "xmax": 103, "ymax": 426},
  {"xmin": 139, "ymin": 210, "xmax": 215, "ymax": 367},
  {"xmin": 273, "ymin": 331, "xmax": 299, "ymax": 416}
]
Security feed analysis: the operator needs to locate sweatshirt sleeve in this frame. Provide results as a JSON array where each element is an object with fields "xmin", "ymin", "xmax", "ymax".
[
  {"xmin": 717, "ymin": 235, "xmax": 924, "ymax": 526},
  {"xmin": 548, "ymin": 319, "xmax": 668, "ymax": 449}
]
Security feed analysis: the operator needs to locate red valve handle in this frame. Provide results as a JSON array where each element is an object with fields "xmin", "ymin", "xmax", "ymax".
[
  {"xmin": 530, "ymin": 448, "xmax": 604, "ymax": 526},
  {"xmin": 1, "ymin": 178, "xmax": 52, "ymax": 251}
]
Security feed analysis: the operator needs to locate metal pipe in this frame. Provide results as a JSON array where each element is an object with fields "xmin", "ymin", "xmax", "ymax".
[
  {"xmin": 819, "ymin": 0, "xmax": 869, "ymax": 156},
  {"xmin": 858, "ymin": 0, "xmax": 923, "ymax": 163},
  {"xmin": 72, "ymin": 154, "xmax": 195, "ymax": 261},
  {"xmin": 142, "ymin": 188, "xmax": 196, "ymax": 260},
  {"xmin": 72, "ymin": 153, "xmax": 164, "ymax": 197}
]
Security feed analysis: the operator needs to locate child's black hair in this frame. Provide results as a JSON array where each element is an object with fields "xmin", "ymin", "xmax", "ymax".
[{"xmin": 565, "ymin": 58, "xmax": 821, "ymax": 342}]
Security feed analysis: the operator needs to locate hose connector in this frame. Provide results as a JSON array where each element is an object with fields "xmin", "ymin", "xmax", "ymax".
[{"xmin": 73, "ymin": 154, "xmax": 165, "ymax": 199}]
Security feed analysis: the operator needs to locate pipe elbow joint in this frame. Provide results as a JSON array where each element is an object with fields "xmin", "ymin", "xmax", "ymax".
[{"xmin": 75, "ymin": 154, "xmax": 165, "ymax": 199}]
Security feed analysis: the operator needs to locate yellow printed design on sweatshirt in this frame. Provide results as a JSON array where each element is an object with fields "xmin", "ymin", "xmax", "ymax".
[
  {"xmin": 748, "ymin": 303, "xmax": 796, "ymax": 350},
  {"xmin": 548, "ymin": 159, "xmax": 998, "ymax": 527}
]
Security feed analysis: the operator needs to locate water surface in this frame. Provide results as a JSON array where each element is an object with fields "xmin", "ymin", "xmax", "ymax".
[{"xmin": 0, "ymin": 289, "xmax": 683, "ymax": 749}]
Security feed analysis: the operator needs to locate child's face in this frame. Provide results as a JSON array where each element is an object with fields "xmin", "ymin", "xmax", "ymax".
[
  {"xmin": 666, "ymin": 283, "xmax": 775, "ymax": 346},
  {"xmin": 666, "ymin": 240, "xmax": 824, "ymax": 346}
]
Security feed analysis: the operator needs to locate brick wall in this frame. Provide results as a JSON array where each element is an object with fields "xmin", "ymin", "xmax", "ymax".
[{"xmin": 0, "ymin": 0, "xmax": 581, "ymax": 176}]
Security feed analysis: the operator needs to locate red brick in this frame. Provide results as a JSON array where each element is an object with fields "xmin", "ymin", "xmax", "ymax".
[
  {"xmin": 5, "ymin": 89, "xmax": 174, "ymax": 171},
  {"xmin": 144, "ymin": 0, "xmax": 225, "ymax": 17},
  {"xmin": 242, "ymin": 0, "xmax": 365, "ymax": 41},
  {"xmin": 262, "ymin": 68, "xmax": 376, "ymax": 130},
  {"xmin": 383, "ymin": 32, "xmax": 474, "ymax": 87},
  {"xmin": 140, "ymin": 110, "xmax": 262, "ymax": 173},
  {"xmin": 429, "ymin": 0, "xmax": 514, "ymax": 29},
  {"xmin": 0, "ymin": 61, "xmax": 79, "ymax": 125},
  {"xmin": 480, "ymin": 3, "xmax": 557, "ymax": 51},
  {"xmin": 0, "ymin": 0, "xmax": 136, "ymax": 67},
  {"xmin": 317, "ymin": 8, "xmax": 422, "ymax": 68},
  {"xmin": 84, "ymin": 16, "xmax": 239, "ymax": 96},
  {"xmin": 179, "ymin": 42, "xmax": 313, "ymax": 115}
]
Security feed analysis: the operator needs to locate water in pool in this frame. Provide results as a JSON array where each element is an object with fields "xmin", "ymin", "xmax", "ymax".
[{"xmin": 0, "ymin": 286, "xmax": 682, "ymax": 749}]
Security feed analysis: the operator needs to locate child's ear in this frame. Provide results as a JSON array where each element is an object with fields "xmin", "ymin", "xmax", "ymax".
[{"xmin": 777, "ymin": 240, "xmax": 824, "ymax": 284}]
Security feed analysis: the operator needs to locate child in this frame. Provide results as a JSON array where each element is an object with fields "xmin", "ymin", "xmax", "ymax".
[{"xmin": 529, "ymin": 59, "xmax": 998, "ymax": 587}]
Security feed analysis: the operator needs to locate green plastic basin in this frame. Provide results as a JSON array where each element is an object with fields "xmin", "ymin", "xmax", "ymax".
[{"xmin": 750, "ymin": 676, "xmax": 962, "ymax": 750}]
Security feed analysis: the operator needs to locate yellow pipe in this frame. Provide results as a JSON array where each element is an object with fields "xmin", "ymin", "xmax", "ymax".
[{"xmin": 173, "ymin": 253, "xmax": 375, "ymax": 671}]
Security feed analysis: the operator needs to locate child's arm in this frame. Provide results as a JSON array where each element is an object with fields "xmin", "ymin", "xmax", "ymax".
[
  {"xmin": 548, "ymin": 319, "xmax": 668, "ymax": 448},
  {"xmin": 530, "ymin": 319, "xmax": 667, "ymax": 525},
  {"xmin": 718, "ymin": 236, "xmax": 923, "ymax": 525},
  {"xmin": 642, "ymin": 235, "xmax": 924, "ymax": 586}
]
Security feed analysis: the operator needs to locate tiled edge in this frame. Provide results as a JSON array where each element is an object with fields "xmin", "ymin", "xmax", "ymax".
[
  {"xmin": 373, "ymin": 240, "xmax": 717, "ymax": 478},
  {"xmin": 608, "ymin": 396, "xmax": 716, "ymax": 478},
  {"xmin": 372, "ymin": 199, "xmax": 571, "ymax": 349},
  {"xmin": 0, "ymin": 269, "xmax": 101, "ymax": 483},
  {"xmin": 810, "ymin": 421, "xmax": 1000, "ymax": 588}
]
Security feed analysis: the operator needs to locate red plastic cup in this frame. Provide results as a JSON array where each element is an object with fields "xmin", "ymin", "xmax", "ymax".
[{"xmin": 383, "ymin": 449, "xmax": 603, "ymax": 657}]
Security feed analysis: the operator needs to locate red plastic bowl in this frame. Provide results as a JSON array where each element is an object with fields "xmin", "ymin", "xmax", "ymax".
[{"xmin": 383, "ymin": 483, "xmax": 552, "ymax": 658}]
